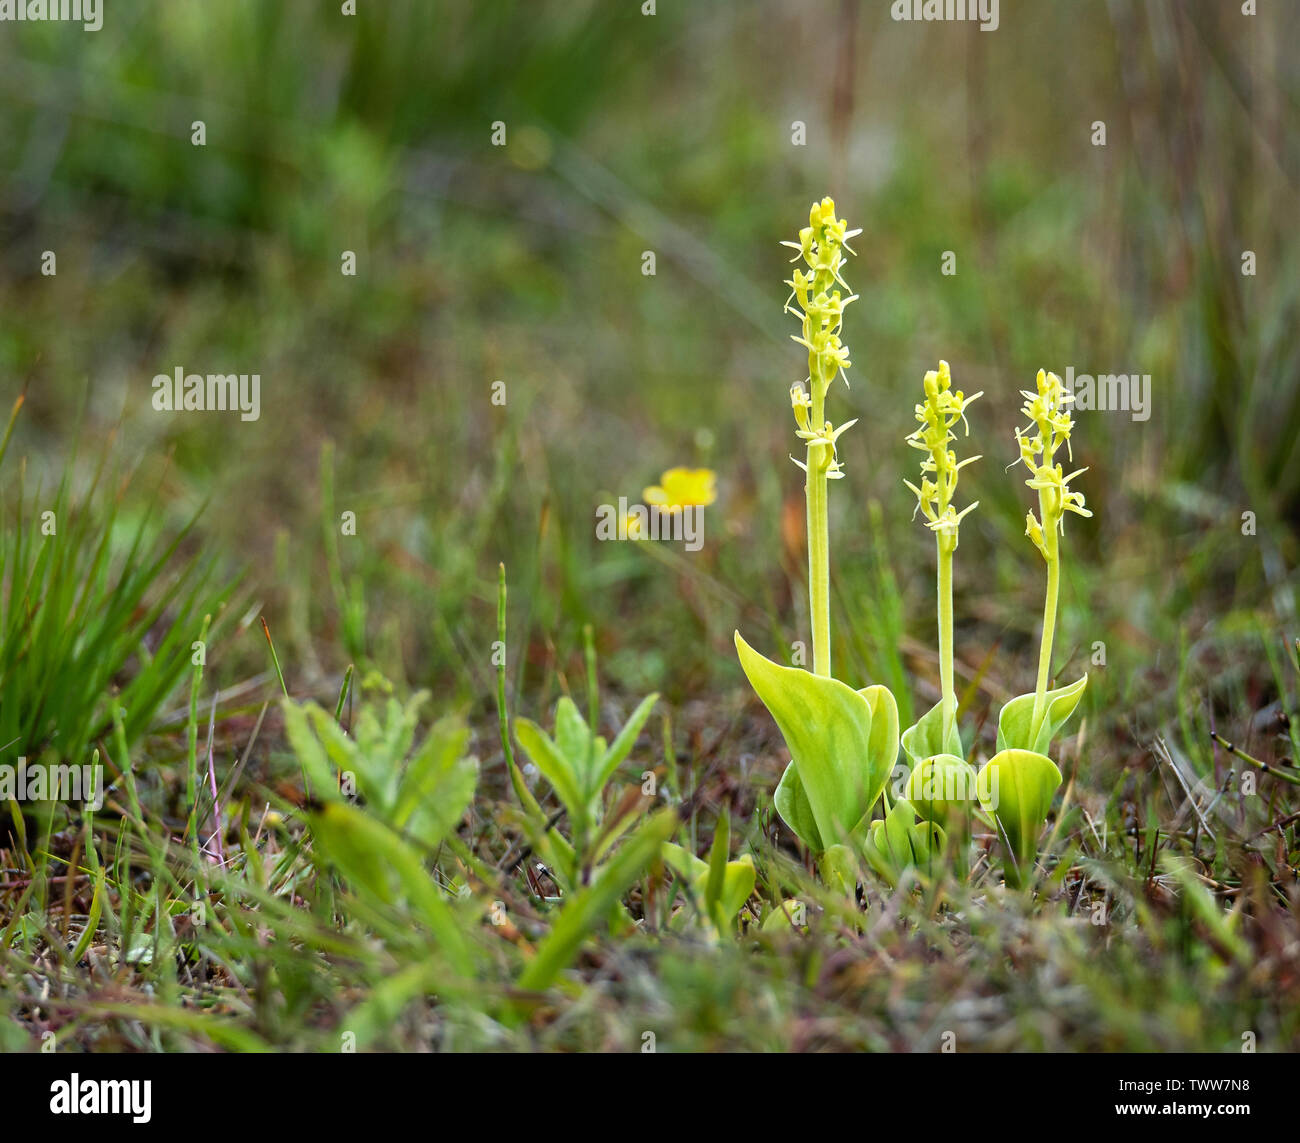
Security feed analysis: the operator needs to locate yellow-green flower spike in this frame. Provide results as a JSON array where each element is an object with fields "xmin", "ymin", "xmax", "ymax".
[
  {"xmin": 904, "ymin": 359, "xmax": 981, "ymax": 547},
  {"xmin": 1016, "ymin": 368, "xmax": 1092, "ymax": 559},
  {"xmin": 782, "ymin": 197, "xmax": 861, "ymax": 468}
]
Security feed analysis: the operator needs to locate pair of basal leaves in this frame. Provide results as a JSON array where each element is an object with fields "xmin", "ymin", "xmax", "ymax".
[{"xmin": 735, "ymin": 633, "xmax": 1085, "ymax": 885}]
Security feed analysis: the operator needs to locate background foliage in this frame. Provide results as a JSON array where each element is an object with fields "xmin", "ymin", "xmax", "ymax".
[{"xmin": 1, "ymin": 0, "xmax": 1297, "ymax": 1051}]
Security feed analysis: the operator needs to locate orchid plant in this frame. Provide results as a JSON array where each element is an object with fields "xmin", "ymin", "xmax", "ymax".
[
  {"xmin": 735, "ymin": 199, "xmax": 900, "ymax": 877},
  {"xmin": 982, "ymin": 367, "xmax": 1091, "ymax": 886},
  {"xmin": 737, "ymin": 199, "xmax": 1092, "ymax": 894}
]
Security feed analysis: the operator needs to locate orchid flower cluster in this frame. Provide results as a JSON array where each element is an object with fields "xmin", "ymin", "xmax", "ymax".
[
  {"xmin": 1017, "ymin": 368, "xmax": 1092, "ymax": 561},
  {"xmin": 904, "ymin": 360, "xmax": 981, "ymax": 544},
  {"xmin": 737, "ymin": 199, "xmax": 1092, "ymax": 900}
]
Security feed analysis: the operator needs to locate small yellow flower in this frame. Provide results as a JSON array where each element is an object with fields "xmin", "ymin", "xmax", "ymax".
[
  {"xmin": 643, "ymin": 467, "xmax": 717, "ymax": 511},
  {"xmin": 1024, "ymin": 511, "xmax": 1046, "ymax": 557},
  {"xmin": 790, "ymin": 383, "xmax": 812, "ymax": 432}
]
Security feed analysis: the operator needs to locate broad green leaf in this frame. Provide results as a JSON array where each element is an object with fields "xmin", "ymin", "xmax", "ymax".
[
  {"xmin": 736, "ymin": 632, "xmax": 897, "ymax": 852},
  {"xmin": 554, "ymin": 697, "xmax": 593, "ymax": 785},
  {"xmin": 374, "ymin": 694, "xmax": 422, "ymax": 799},
  {"xmin": 905, "ymin": 752, "xmax": 979, "ymax": 829},
  {"xmin": 859, "ymin": 683, "xmax": 901, "ymax": 791},
  {"xmin": 392, "ymin": 715, "xmax": 469, "ymax": 823},
  {"xmin": 285, "ymin": 700, "xmax": 477, "ymax": 855},
  {"xmin": 517, "ymin": 809, "xmax": 678, "ymax": 993},
  {"xmin": 349, "ymin": 692, "xmax": 424, "ymax": 809},
  {"xmin": 996, "ymin": 674, "xmax": 1087, "ymax": 755},
  {"xmin": 773, "ymin": 762, "xmax": 822, "ymax": 852},
  {"xmin": 308, "ymin": 800, "xmax": 399, "ymax": 905},
  {"xmin": 977, "ymin": 748, "xmax": 1062, "ymax": 888},
  {"xmin": 900, "ymin": 694, "xmax": 962, "ymax": 767},
  {"xmin": 712, "ymin": 855, "xmax": 756, "ymax": 924},
  {"xmin": 304, "ymin": 703, "xmax": 368, "ymax": 795},
  {"xmin": 393, "ymin": 717, "xmax": 478, "ymax": 849},
  {"xmin": 862, "ymin": 797, "xmax": 946, "ymax": 888},
  {"xmin": 661, "ymin": 841, "xmax": 708, "ymax": 881},
  {"xmin": 515, "ymin": 718, "xmax": 586, "ymax": 824},
  {"xmin": 760, "ymin": 897, "xmax": 810, "ymax": 933},
  {"xmin": 281, "ymin": 701, "xmax": 339, "ymax": 801}
]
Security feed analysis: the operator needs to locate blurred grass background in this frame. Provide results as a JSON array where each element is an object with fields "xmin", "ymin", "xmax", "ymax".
[{"xmin": 1, "ymin": 0, "xmax": 1297, "ymax": 781}]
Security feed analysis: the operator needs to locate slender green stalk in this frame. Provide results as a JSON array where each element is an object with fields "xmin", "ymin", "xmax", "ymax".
[
  {"xmin": 1210, "ymin": 732, "xmax": 1300, "ymax": 785},
  {"xmin": 0, "ymin": 393, "xmax": 22, "ymax": 468},
  {"xmin": 583, "ymin": 623, "xmax": 599, "ymax": 771},
  {"xmin": 806, "ymin": 444, "xmax": 832, "ymax": 677},
  {"xmin": 1029, "ymin": 520, "xmax": 1060, "ymax": 740},
  {"xmin": 260, "ymin": 615, "xmax": 289, "ymax": 698},
  {"xmin": 937, "ymin": 533, "xmax": 956, "ymax": 740},
  {"xmin": 803, "ymin": 294, "xmax": 833, "ymax": 680}
]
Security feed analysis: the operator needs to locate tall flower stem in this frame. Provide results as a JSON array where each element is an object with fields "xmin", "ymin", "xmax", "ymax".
[
  {"xmin": 937, "ymin": 530, "xmax": 956, "ymax": 741},
  {"xmin": 806, "ymin": 363, "xmax": 832, "ymax": 676},
  {"xmin": 1030, "ymin": 511, "xmax": 1060, "ymax": 742},
  {"xmin": 1016, "ymin": 369, "xmax": 1091, "ymax": 747},
  {"xmin": 807, "ymin": 440, "xmax": 832, "ymax": 677},
  {"xmin": 783, "ymin": 199, "xmax": 860, "ymax": 679}
]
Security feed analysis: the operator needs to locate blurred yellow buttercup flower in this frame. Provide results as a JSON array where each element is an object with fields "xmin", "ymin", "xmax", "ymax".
[{"xmin": 643, "ymin": 467, "xmax": 717, "ymax": 511}]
